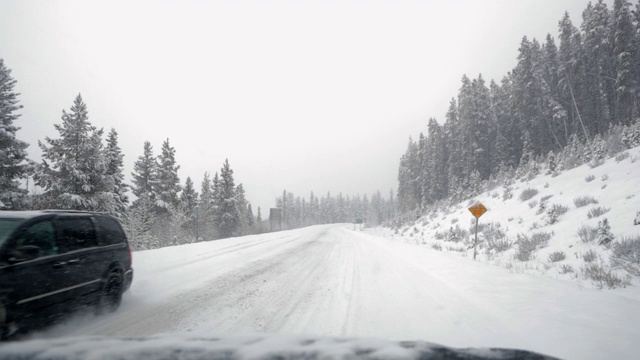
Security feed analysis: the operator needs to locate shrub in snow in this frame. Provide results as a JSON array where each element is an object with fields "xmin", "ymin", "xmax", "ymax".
[
  {"xmin": 548, "ymin": 251, "xmax": 566, "ymax": 262},
  {"xmin": 585, "ymin": 174, "xmax": 596, "ymax": 182},
  {"xmin": 588, "ymin": 206, "xmax": 610, "ymax": 219},
  {"xmin": 528, "ymin": 200, "xmax": 538, "ymax": 209},
  {"xmin": 451, "ymin": 218, "xmax": 458, "ymax": 224},
  {"xmin": 635, "ymin": 211, "xmax": 640, "ymax": 226},
  {"xmin": 431, "ymin": 243, "xmax": 442, "ymax": 251},
  {"xmin": 615, "ymin": 151, "xmax": 630, "ymax": 162},
  {"xmin": 588, "ymin": 158, "xmax": 605, "ymax": 168},
  {"xmin": 559, "ymin": 264, "xmax": 574, "ymax": 274},
  {"xmin": 515, "ymin": 232, "xmax": 550, "ymax": 261},
  {"xmin": 486, "ymin": 237, "xmax": 513, "ymax": 253},
  {"xmin": 531, "ymin": 231, "xmax": 553, "ymax": 245},
  {"xmin": 580, "ymin": 259, "xmax": 631, "ymax": 289},
  {"xmin": 445, "ymin": 225, "xmax": 468, "ymax": 243},
  {"xmin": 434, "ymin": 231, "xmax": 446, "ymax": 240},
  {"xmin": 536, "ymin": 201, "xmax": 547, "ymax": 215},
  {"xmin": 577, "ymin": 225, "xmax": 598, "ymax": 243},
  {"xmin": 610, "ymin": 235, "xmax": 640, "ymax": 276},
  {"xmin": 519, "ymin": 188, "xmax": 539, "ymax": 201},
  {"xmin": 601, "ymin": 174, "xmax": 609, "ymax": 181},
  {"xmin": 481, "ymin": 223, "xmax": 512, "ymax": 253},
  {"xmin": 583, "ymin": 249, "xmax": 598, "ymax": 263},
  {"xmin": 515, "ymin": 235, "xmax": 536, "ymax": 261},
  {"xmin": 540, "ymin": 194, "xmax": 553, "ymax": 203},
  {"xmin": 574, "ymin": 195, "xmax": 598, "ymax": 208},
  {"xmin": 546, "ymin": 204, "xmax": 568, "ymax": 224},
  {"xmin": 502, "ymin": 186, "xmax": 513, "ymax": 201},
  {"xmin": 447, "ymin": 245, "xmax": 465, "ymax": 253}
]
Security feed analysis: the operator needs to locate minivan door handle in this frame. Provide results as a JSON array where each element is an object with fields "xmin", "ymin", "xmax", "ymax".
[
  {"xmin": 52, "ymin": 261, "xmax": 67, "ymax": 269},
  {"xmin": 67, "ymin": 258, "xmax": 83, "ymax": 265}
]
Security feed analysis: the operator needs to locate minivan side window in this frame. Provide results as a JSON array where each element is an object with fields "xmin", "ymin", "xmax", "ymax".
[
  {"xmin": 94, "ymin": 217, "xmax": 126, "ymax": 245},
  {"xmin": 15, "ymin": 221, "xmax": 58, "ymax": 257},
  {"xmin": 56, "ymin": 218, "xmax": 97, "ymax": 252}
]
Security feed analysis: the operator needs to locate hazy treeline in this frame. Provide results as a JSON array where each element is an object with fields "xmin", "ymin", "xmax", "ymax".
[
  {"xmin": 397, "ymin": 0, "xmax": 640, "ymax": 216},
  {"xmin": 272, "ymin": 189, "xmax": 396, "ymax": 230}
]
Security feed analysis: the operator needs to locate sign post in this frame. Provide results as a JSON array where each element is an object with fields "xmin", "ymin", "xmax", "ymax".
[
  {"xmin": 354, "ymin": 218, "xmax": 364, "ymax": 230},
  {"xmin": 468, "ymin": 202, "xmax": 487, "ymax": 260}
]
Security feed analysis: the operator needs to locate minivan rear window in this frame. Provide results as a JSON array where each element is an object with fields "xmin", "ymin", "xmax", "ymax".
[
  {"xmin": 0, "ymin": 218, "xmax": 24, "ymax": 247},
  {"xmin": 95, "ymin": 217, "xmax": 126, "ymax": 245}
]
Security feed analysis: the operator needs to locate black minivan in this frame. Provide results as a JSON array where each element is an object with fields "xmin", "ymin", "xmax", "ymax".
[{"xmin": 0, "ymin": 210, "xmax": 133, "ymax": 338}]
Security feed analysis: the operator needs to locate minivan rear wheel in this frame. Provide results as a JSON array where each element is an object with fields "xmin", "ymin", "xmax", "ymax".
[{"xmin": 96, "ymin": 271, "xmax": 123, "ymax": 315}]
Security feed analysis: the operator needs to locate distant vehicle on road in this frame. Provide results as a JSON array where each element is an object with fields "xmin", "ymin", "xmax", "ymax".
[{"xmin": 0, "ymin": 210, "xmax": 133, "ymax": 338}]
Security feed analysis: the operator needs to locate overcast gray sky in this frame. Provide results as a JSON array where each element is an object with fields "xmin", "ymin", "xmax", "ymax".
[{"xmin": 0, "ymin": 0, "xmax": 606, "ymax": 213}]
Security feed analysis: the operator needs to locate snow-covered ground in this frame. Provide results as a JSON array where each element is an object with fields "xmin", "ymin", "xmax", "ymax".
[
  {"xmin": 378, "ymin": 146, "xmax": 640, "ymax": 289},
  {"xmin": 2, "ymin": 223, "xmax": 640, "ymax": 359}
]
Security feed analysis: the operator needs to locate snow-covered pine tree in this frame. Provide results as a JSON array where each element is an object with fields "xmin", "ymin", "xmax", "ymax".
[
  {"xmin": 518, "ymin": 131, "xmax": 535, "ymax": 175},
  {"xmin": 131, "ymin": 141, "xmax": 158, "ymax": 207},
  {"xmin": 216, "ymin": 159, "xmax": 240, "ymax": 238},
  {"xmin": 613, "ymin": 0, "xmax": 639, "ymax": 125},
  {"xmin": 456, "ymin": 75, "xmax": 475, "ymax": 180},
  {"xmin": 540, "ymin": 34, "xmax": 570, "ymax": 149},
  {"xmin": 0, "ymin": 59, "xmax": 29, "ymax": 209},
  {"xmin": 469, "ymin": 75, "xmax": 494, "ymax": 179},
  {"xmin": 247, "ymin": 203, "xmax": 255, "ymax": 228},
  {"xmin": 589, "ymin": 133, "xmax": 607, "ymax": 161},
  {"xmin": 444, "ymin": 98, "xmax": 464, "ymax": 194},
  {"xmin": 156, "ymin": 138, "xmax": 181, "ymax": 212},
  {"xmin": 210, "ymin": 171, "xmax": 222, "ymax": 231},
  {"xmin": 490, "ymin": 78, "xmax": 519, "ymax": 171},
  {"xmin": 34, "ymin": 94, "xmax": 109, "ymax": 211},
  {"xmin": 195, "ymin": 172, "xmax": 215, "ymax": 241},
  {"xmin": 597, "ymin": 218, "xmax": 614, "ymax": 245},
  {"xmin": 104, "ymin": 128, "xmax": 129, "ymax": 217},
  {"xmin": 622, "ymin": 120, "xmax": 640, "ymax": 148},
  {"xmin": 546, "ymin": 150, "xmax": 557, "ymax": 174},
  {"xmin": 123, "ymin": 195, "xmax": 156, "ymax": 250},
  {"xmin": 235, "ymin": 183, "xmax": 249, "ymax": 233},
  {"xmin": 180, "ymin": 176, "xmax": 198, "ymax": 216},
  {"xmin": 581, "ymin": 1, "xmax": 614, "ymax": 135},
  {"xmin": 397, "ymin": 138, "xmax": 420, "ymax": 213},
  {"xmin": 200, "ymin": 172, "xmax": 212, "ymax": 207},
  {"xmin": 558, "ymin": 12, "xmax": 589, "ymax": 140},
  {"xmin": 468, "ymin": 170, "xmax": 482, "ymax": 197}
]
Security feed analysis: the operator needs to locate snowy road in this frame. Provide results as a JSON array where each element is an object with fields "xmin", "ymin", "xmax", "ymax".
[{"xmin": 29, "ymin": 224, "xmax": 640, "ymax": 360}]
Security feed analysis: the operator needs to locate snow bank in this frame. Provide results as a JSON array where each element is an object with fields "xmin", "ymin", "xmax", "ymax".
[
  {"xmin": 378, "ymin": 146, "xmax": 640, "ymax": 288},
  {"xmin": 0, "ymin": 333, "xmax": 560, "ymax": 359}
]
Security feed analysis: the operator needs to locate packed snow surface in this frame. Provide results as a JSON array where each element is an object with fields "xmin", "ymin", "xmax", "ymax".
[{"xmin": 3, "ymin": 224, "xmax": 639, "ymax": 360}]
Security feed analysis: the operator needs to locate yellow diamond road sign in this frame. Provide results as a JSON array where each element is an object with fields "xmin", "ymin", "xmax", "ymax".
[{"xmin": 468, "ymin": 202, "xmax": 487, "ymax": 218}]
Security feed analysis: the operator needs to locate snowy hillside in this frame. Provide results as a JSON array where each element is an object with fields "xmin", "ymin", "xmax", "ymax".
[{"xmin": 378, "ymin": 146, "xmax": 640, "ymax": 289}]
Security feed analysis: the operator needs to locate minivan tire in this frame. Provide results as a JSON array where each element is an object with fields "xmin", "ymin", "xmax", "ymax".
[{"xmin": 96, "ymin": 271, "xmax": 124, "ymax": 315}]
